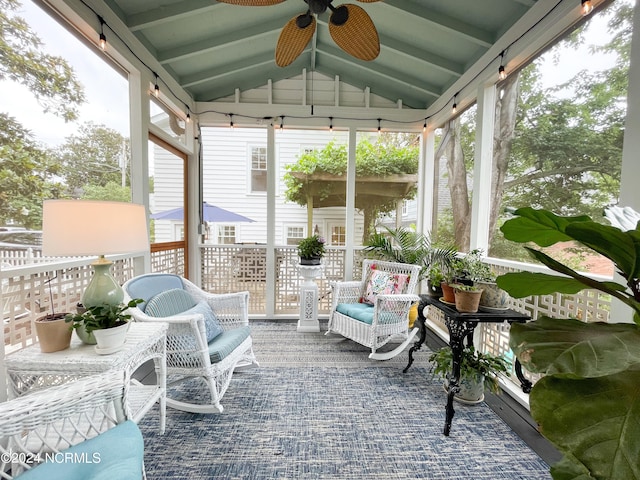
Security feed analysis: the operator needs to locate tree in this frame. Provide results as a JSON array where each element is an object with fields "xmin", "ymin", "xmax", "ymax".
[
  {"xmin": 440, "ymin": 1, "xmax": 628, "ymax": 253},
  {"xmin": 0, "ymin": 0, "xmax": 85, "ymax": 121},
  {"xmin": 283, "ymin": 136, "xmax": 419, "ymax": 243},
  {"xmin": 54, "ymin": 122, "xmax": 130, "ymax": 197},
  {"xmin": 0, "ymin": 113, "xmax": 64, "ymax": 227}
]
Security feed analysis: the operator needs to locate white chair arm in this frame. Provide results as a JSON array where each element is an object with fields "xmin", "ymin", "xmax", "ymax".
[{"xmin": 331, "ymin": 281, "xmax": 363, "ymax": 306}]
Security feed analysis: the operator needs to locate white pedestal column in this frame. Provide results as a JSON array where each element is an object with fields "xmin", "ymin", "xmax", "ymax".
[{"xmin": 297, "ymin": 264, "xmax": 323, "ymax": 332}]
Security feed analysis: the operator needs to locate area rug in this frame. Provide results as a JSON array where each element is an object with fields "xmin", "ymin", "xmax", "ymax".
[{"xmin": 138, "ymin": 322, "xmax": 552, "ymax": 480}]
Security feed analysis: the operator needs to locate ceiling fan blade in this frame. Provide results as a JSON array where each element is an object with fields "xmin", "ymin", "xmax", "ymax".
[
  {"xmin": 216, "ymin": 0, "xmax": 285, "ymax": 5},
  {"xmin": 275, "ymin": 14, "xmax": 316, "ymax": 67},
  {"xmin": 329, "ymin": 4, "xmax": 380, "ymax": 62}
]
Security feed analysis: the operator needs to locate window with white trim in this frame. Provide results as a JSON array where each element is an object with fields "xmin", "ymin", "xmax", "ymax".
[
  {"xmin": 286, "ymin": 226, "xmax": 305, "ymax": 245},
  {"xmin": 251, "ymin": 146, "xmax": 267, "ymax": 192},
  {"xmin": 217, "ymin": 225, "xmax": 236, "ymax": 244}
]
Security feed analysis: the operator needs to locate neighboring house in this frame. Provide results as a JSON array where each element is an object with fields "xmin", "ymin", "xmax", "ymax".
[{"xmin": 152, "ymin": 73, "xmax": 423, "ymax": 246}]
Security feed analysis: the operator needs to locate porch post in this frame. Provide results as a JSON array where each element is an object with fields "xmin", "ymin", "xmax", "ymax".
[
  {"xmin": 344, "ymin": 127, "xmax": 357, "ymax": 281},
  {"xmin": 265, "ymin": 124, "xmax": 276, "ymax": 316},
  {"xmin": 129, "ymin": 69, "xmax": 151, "ymax": 275},
  {"xmin": 469, "ymin": 83, "xmax": 496, "ymax": 253}
]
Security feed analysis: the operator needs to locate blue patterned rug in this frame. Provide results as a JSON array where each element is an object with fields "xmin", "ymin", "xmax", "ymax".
[{"xmin": 139, "ymin": 322, "xmax": 551, "ymax": 479}]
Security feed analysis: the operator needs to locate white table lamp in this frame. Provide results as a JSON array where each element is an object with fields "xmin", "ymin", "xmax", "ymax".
[{"xmin": 42, "ymin": 200, "xmax": 149, "ymax": 308}]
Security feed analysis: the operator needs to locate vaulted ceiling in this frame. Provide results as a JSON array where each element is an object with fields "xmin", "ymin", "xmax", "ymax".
[{"xmin": 101, "ymin": 0, "xmax": 541, "ymax": 110}]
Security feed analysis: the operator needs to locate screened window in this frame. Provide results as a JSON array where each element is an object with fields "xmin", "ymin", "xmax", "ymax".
[{"xmin": 251, "ymin": 146, "xmax": 267, "ymax": 192}]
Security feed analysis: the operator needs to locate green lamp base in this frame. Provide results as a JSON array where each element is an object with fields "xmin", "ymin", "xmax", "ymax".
[{"xmin": 82, "ymin": 256, "xmax": 124, "ymax": 308}]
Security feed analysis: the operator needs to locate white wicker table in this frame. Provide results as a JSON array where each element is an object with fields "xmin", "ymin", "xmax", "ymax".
[{"xmin": 4, "ymin": 322, "xmax": 167, "ymax": 434}]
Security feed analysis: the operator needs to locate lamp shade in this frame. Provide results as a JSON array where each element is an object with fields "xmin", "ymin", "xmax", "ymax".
[{"xmin": 42, "ymin": 200, "xmax": 149, "ymax": 257}]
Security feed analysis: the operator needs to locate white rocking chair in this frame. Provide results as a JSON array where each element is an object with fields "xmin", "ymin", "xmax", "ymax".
[
  {"xmin": 123, "ymin": 274, "xmax": 258, "ymax": 414},
  {"xmin": 327, "ymin": 259, "xmax": 421, "ymax": 360}
]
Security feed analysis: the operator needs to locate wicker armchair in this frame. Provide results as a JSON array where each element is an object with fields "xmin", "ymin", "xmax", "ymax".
[
  {"xmin": 122, "ymin": 274, "xmax": 258, "ymax": 414},
  {"xmin": 327, "ymin": 259, "xmax": 421, "ymax": 360},
  {"xmin": 0, "ymin": 371, "xmax": 144, "ymax": 479}
]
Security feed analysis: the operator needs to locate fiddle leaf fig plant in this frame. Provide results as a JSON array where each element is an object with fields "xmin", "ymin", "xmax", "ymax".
[{"xmin": 496, "ymin": 206, "xmax": 640, "ymax": 480}]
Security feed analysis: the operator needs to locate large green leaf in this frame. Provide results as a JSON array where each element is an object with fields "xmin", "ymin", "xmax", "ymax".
[
  {"xmin": 500, "ymin": 208, "xmax": 592, "ymax": 247},
  {"xmin": 567, "ymin": 222, "xmax": 640, "ymax": 280},
  {"xmin": 509, "ymin": 317, "xmax": 640, "ymax": 377},
  {"xmin": 530, "ymin": 371, "xmax": 640, "ymax": 480},
  {"xmin": 549, "ymin": 455, "xmax": 596, "ymax": 480},
  {"xmin": 497, "ymin": 272, "xmax": 593, "ymax": 298}
]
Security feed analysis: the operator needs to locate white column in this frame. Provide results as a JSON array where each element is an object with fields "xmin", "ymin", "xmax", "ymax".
[
  {"xmin": 344, "ymin": 127, "xmax": 357, "ymax": 281},
  {"xmin": 265, "ymin": 124, "xmax": 277, "ymax": 316}
]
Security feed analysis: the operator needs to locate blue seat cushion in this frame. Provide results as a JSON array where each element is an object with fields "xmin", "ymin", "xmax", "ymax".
[
  {"xmin": 336, "ymin": 303, "xmax": 374, "ymax": 324},
  {"xmin": 208, "ymin": 326, "xmax": 251, "ymax": 363},
  {"xmin": 145, "ymin": 289, "xmax": 223, "ymax": 342},
  {"xmin": 126, "ymin": 274, "xmax": 184, "ymax": 311},
  {"xmin": 19, "ymin": 420, "xmax": 143, "ymax": 480}
]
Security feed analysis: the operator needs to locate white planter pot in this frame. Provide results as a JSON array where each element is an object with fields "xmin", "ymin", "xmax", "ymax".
[{"xmin": 93, "ymin": 322, "xmax": 130, "ymax": 354}]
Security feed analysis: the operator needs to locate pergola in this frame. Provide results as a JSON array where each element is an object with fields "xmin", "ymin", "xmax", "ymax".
[{"xmin": 36, "ymin": 0, "xmax": 640, "ymax": 290}]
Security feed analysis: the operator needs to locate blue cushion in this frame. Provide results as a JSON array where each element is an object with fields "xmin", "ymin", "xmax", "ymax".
[
  {"xmin": 145, "ymin": 290, "xmax": 223, "ymax": 342},
  {"xmin": 19, "ymin": 420, "xmax": 143, "ymax": 480},
  {"xmin": 145, "ymin": 288, "xmax": 196, "ymax": 317},
  {"xmin": 208, "ymin": 326, "xmax": 251, "ymax": 363},
  {"xmin": 183, "ymin": 301, "xmax": 224, "ymax": 342},
  {"xmin": 126, "ymin": 274, "xmax": 184, "ymax": 311},
  {"xmin": 336, "ymin": 303, "xmax": 374, "ymax": 324}
]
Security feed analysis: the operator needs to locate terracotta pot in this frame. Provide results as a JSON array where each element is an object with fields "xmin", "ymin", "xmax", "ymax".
[
  {"xmin": 453, "ymin": 288, "xmax": 483, "ymax": 313},
  {"xmin": 35, "ymin": 313, "xmax": 72, "ymax": 353},
  {"xmin": 440, "ymin": 282, "xmax": 455, "ymax": 303}
]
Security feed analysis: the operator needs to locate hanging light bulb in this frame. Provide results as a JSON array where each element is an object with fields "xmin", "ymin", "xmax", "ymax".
[
  {"xmin": 423, "ymin": 119, "xmax": 427, "ymax": 132},
  {"xmin": 329, "ymin": 117, "xmax": 333, "ymax": 132},
  {"xmin": 229, "ymin": 114, "xmax": 234, "ymax": 129},
  {"xmin": 186, "ymin": 112, "xmax": 191, "ymax": 123},
  {"xmin": 377, "ymin": 118, "xmax": 381, "ymax": 135},
  {"xmin": 98, "ymin": 16, "xmax": 106, "ymax": 50},
  {"xmin": 280, "ymin": 116, "xmax": 284, "ymax": 130},
  {"xmin": 581, "ymin": 0, "xmax": 593, "ymax": 16},
  {"xmin": 153, "ymin": 74, "xmax": 160, "ymax": 98},
  {"xmin": 498, "ymin": 65, "xmax": 507, "ymax": 81},
  {"xmin": 452, "ymin": 102, "xmax": 457, "ymax": 114}
]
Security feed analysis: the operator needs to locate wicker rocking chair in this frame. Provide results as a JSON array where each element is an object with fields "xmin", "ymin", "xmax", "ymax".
[
  {"xmin": 123, "ymin": 274, "xmax": 258, "ymax": 414},
  {"xmin": 327, "ymin": 259, "xmax": 421, "ymax": 360}
]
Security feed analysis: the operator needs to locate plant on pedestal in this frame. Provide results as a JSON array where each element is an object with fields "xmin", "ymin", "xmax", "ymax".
[{"xmin": 297, "ymin": 235, "xmax": 326, "ymax": 265}]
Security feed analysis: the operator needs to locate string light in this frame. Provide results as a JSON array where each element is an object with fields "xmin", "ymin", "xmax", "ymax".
[
  {"xmin": 153, "ymin": 73, "xmax": 160, "ymax": 97},
  {"xmin": 229, "ymin": 114, "xmax": 234, "ymax": 129},
  {"xmin": 423, "ymin": 119, "xmax": 427, "ymax": 132},
  {"xmin": 581, "ymin": 0, "xmax": 593, "ymax": 16},
  {"xmin": 329, "ymin": 117, "xmax": 333, "ymax": 132},
  {"xmin": 280, "ymin": 116, "xmax": 284, "ymax": 130},
  {"xmin": 98, "ymin": 16, "xmax": 106, "ymax": 50},
  {"xmin": 186, "ymin": 112, "xmax": 191, "ymax": 123},
  {"xmin": 452, "ymin": 94, "xmax": 458, "ymax": 115},
  {"xmin": 377, "ymin": 118, "xmax": 381, "ymax": 134},
  {"xmin": 498, "ymin": 51, "xmax": 507, "ymax": 80}
]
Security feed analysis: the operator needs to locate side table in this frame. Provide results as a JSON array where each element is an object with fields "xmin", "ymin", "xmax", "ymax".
[
  {"xmin": 404, "ymin": 295, "xmax": 531, "ymax": 436},
  {"xmin": 5, "ymin": 322, "xmax": 167, "ymax": 434},
  {"xmin": 297, "ymin": 264, "xmax": 323, "ymax": 332}
]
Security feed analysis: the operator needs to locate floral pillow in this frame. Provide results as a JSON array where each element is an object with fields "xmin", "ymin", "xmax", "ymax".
[{"xmin": 362, "ymin": 270, "xmax": 409, "ymax": 305}]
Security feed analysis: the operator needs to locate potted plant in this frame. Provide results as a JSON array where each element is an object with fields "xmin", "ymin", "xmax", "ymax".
[
  {"xmin": 426, "ymin": 265, "xmax": 446, "ymax": 297},
  {"xmin": 450, "ymin": 283, "xmax": 484, "ymax": 313},
  {"xmin": 297, "ymin": 235, "xmax": 326, "ymax": 265},
  {"xmin": 496, "ymin": 206, "xmax": 640, "ymax": 479},
  {"xmin": 34, "ymin": 278, "xmax": 72, "ymax": 353},
  {"xmin": 65, "ymin": 298, "xmax": 142, "ymax": 353},
  {"xmin": 429, "ymin": 345, "xmax": 511, "ymax": 404}
]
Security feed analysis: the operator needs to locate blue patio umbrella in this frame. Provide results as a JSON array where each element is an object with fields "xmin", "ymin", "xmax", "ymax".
[{"xmin": 150, "ymin": 201, "xmax": 254, "ymax": 223}]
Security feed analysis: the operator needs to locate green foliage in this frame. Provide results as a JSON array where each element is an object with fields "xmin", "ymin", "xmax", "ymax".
[
  {"xmin": 297, "ymin": 235, "xmax": 325, "ymax": 259},
  {"xmin": 428, "ymin": 345, "xmax": 511, "ymax": 395},
  {"xmin": 65, "ymin": 298, "xmax": 142, "ymax": 334},
  {"xmin": 364, "ymin": 226, "xmax": 457, "ymax": 282},
  {"xmin": 0, "ymin": 113, "xmax": 63, "ymax": 228},
  {"xmin": 0, "ymin": 0, "xmax": 85, "ymax": 121},
  {"xmin": 496, "ymin": 207, "xmax": 640, "ymax": 479},
  {"xmin": 82, "ymin": 182, "xmax": 131, "ymax": 202}
]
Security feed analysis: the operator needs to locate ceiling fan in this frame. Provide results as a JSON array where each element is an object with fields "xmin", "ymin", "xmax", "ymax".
[{"xmin": 217, "ymin": 0, "xmax": 382, "ymax": 67}]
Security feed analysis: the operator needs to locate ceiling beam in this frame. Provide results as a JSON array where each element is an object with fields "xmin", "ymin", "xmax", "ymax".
[
  {"xmin": 181, "ymin": 52, "xmax": 282, "ymax": 88},
  {"xmin": 157, "ymin": 18, "xmax": 283, "ymax": 64},
  {"xmin": 317, "ymin": 45, "xmax": 441, "ymax": 99},
  {"xmin": 381, "ymin": 0, "xmax": 494, "ymax": 48},
  {"xmin": 126, "ymin": 1, "xmax": 223, "ymax": 31}
]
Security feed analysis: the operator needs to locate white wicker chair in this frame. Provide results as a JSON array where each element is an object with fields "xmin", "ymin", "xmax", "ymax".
[
  {"xmin": 0, "ymin": 371, "xmax": 144, "ymax": 479},
  {"xmin": 122, "ymin": 273, "xmax": 258, "ymax": 414},
  {"xmin": 326, "ymin": 259, "xmax": 421, "ymax": 360}
]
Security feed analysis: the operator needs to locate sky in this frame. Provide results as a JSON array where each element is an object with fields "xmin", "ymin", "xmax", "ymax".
[{"xmin": 0, "ymin": 0, "xmax": 623, "ymax": 149}]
